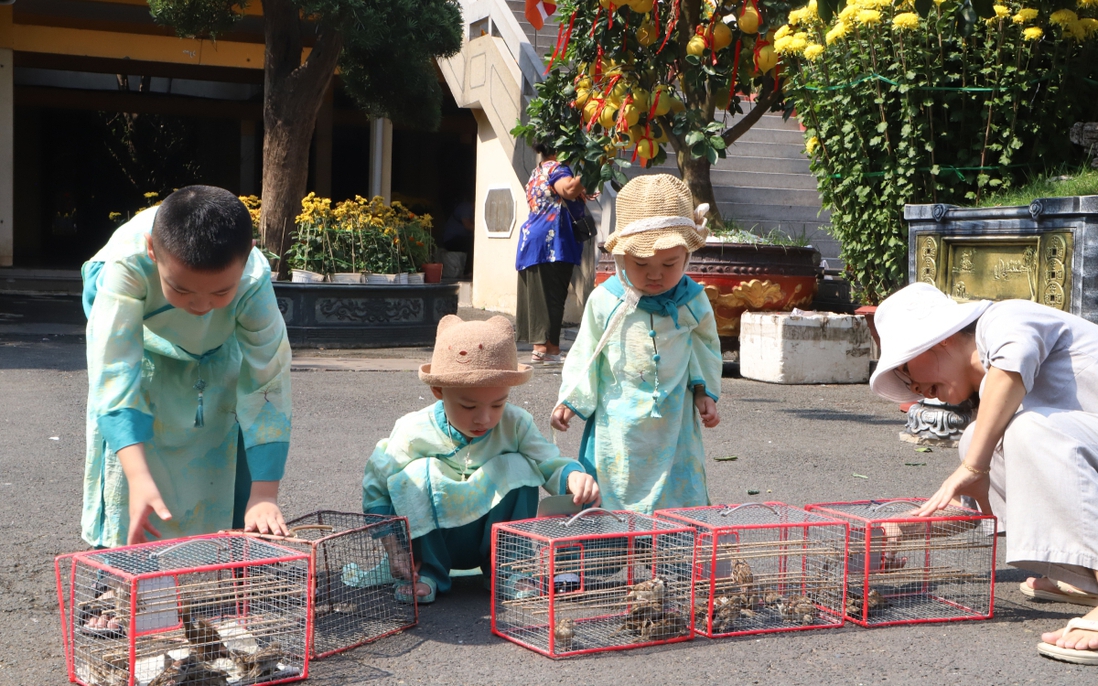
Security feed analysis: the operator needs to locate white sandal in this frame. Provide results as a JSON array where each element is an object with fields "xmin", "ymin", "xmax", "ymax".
[{"xmin": 1037, "ymin": 617, "xmax": 1098, "ymax": 665}]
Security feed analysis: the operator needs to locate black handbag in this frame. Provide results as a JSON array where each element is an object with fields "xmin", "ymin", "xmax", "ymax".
[{"xmin": 567, "ymin": 204, "xmax": 596, "ymax": 243}]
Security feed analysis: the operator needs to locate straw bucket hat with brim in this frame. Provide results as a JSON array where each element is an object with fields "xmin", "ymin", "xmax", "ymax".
[
  {"xmin": 603, "ymin": 175, "xmax": 709, "ymax": 257},
  {"xmin": 419, "ymin": 315, "xmax": 533, "ymax": 387},
  {"xmin": 869, "ymin": 283, "xmax": 993, "ymax": 403}
]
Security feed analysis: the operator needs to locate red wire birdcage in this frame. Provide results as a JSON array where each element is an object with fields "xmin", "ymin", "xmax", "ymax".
[
  {"xmin": 804, "ymin": 498, "xmax": 996, "ymax": 627},
  {"xmin": 491, "ymin": 509, "xmax": 696, "ymax": 658},
  {"xmin": 264, "ymin": 511, "xmax": 418, "ymax": 659},
  {"xmin": 655, "ymin": 502, "xmax": 849, "ymax": 638},
  {"xmin": 55, "ymin": 533, "xmax": 311, "ymax": 686}
]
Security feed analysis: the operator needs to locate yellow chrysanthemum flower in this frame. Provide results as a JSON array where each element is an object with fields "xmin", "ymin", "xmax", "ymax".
[
  {"xmin": 1013, "ymin": 8, "xmax": 1038, "ymax": 22},
  {"xmin": 774, "ymin": 35, "xmax": 795, "ymax": 53},
  {"xmin": 789, "ymin": 7, "xmax": 808, "ymax": 25},
  {"xmin": 775, "ymin": 24, "xmax": 793, "ymax": 40},
  {"xmin": 1023, "ymin": 26, "xmax": 1044, "ymax": 39},
  {"xmin": 838, "ymin": 4, "xmax": 860, "ymax": 21},
  {"xmin": 856, "ymin": 9, "xmax": 882, "ymax": 24},
  {"xmin": 1050, "ymin": 9, "xmax": 1078, "ymax": 25},
  {"xmin": 1078, "ymin": 0, "xmax": 1098, "ymax": 7},
  {"xmin": 803, "ymin": 43, "xmax": 825, "ymax": 60},
  {"xmin": 933, "ymin": 0, "xmax": 947, "ymax": 5},
  {"xmin": 1081, "ymin": 17, "xmax": 1098, "ymax": 36},
  {"xmin": 806, "ymin": 136, "xmax": 819, "ymax": 154},
  {"xmin": 892, "ymin": 12, "xmax": 919, "ymax": 29},
  {"xmin": 807, "ymin": 0, "xmax": 820, "ymax": 18},
  {"xmin": 992, "ymin": 4, "xmax": 1010, "ymax": 17},
  {"xmin": 826, "ymin": 20, "xmax": 850, "ymax": 43},
  {"xmin": 1065, "ymin": 19, "xmax": 1087, "ymax": 38}
]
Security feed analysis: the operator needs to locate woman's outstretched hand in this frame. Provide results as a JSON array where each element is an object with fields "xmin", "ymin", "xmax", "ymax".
[{"xmin": 917, "ymin": 464, "xmax": 991, "ymax": 516}]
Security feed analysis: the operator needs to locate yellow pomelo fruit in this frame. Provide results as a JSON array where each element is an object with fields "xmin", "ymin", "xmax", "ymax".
[
  {"xmin": 599, "ymin": 105, "xmax": 619, "ymax": 129},
  {"xmin": 739, "ymin": 5, "xmax": 760, "ymax": 34},
  {"xmin": 630, "ymin": 0, "xmax": 653, "ymax": 12},
  {"xmin": 636, "ymin": 138, "xmax": 657, "ymax": 159},
  {"xmin": 755, "ymin": 45, "xmax": 778, "ymax": 73},
  {"xmin": 712, "ymin": 21, "xmax": 733, "ymax": 50},
  {"xmin": 652, "ymin": 85, "xmax": 673, "ymax": 116},
  {"xmin": 687, "ymin": 35, "xmax": 707, "ymax": 56},
  {"xmin": 577, "ymin": 77, "xmax": 592, "ymax": 90},
  {"xmin": 631, "ymin": 88, "xmax": 650, "ymax": 112},
  {"xmin": 583, "ymin": 100, "xmax": 600, "ymax": 122},
  {"xmin": 621, "ymin": 104, "xmax": 641, "ymax": 127},
  {"xmin": 575, "ymin": 89, "xmax": 591, "ymax": 107},
  {"xmin": 669, "ymin": 96, "xmax": 686, "ymax": 113},
  {"xmin": 627, "ymin": 126, "xmax": 645, "ymax": 143},
  {"xmin": 599, "ymin": 0, "xmax": 614, "ymax": 9},
  {"xmin": 637, "ymin": 21, "xmax": 658, "ymax": 47},
  {"xmin": 654, "ymin": 126, "xmax": 670, "ymax": 144}
]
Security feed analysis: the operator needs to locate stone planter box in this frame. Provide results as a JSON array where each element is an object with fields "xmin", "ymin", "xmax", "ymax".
[
  {"xmin": 273, "ymin": 281, "xmax": 459, "ymax": 348},
  {"xmin": 905, "ymin": 196, "xmax": 1098, "ymax": 323},
  {"xmin": 596, "ymin": 241, "xmax": 822, "ymax": 350},
  {"xmin": 739, "ymin": 311, "xmax": 873, "ymax": 384}
]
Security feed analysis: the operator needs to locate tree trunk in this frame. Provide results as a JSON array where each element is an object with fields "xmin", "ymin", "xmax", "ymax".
[
  {"xmin": 259, "ymin": 0, "xmax": 344, "ymax": 279},
  {"xmin": 678, "ymin": 151, "xmax": 719, "ymax": 222}
]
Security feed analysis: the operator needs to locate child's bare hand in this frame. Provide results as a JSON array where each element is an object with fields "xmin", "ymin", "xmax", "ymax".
[
  {"xmin": 127, "ymin": 476, "xmax": 172, "ymax": 545},
  {"xmin": 694, "ymin": 393, "xmax": 719, "ymax": 428},
  {"xmin": 551, "ymin": 404, "xmax": 575, "ymax": 432},
  {"xmin": 382, "ymin": 535, "xmax": 415, "ymax": 580},
  {"xmin": 567, "ymin": 471, "xmax": 601, "ymax": 506},
  {"xmin": 244, "ymin": 498, "xmax": 288, "ymax": 536}
]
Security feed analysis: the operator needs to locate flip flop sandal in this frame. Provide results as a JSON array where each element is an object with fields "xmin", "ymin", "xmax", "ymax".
[
  {"xmin": 395, "ymin": 576, "xmax": 437, "ymax": 605},
  {"xmin": 1037, "ymin": 618, "xmax": 1098, "ymax": 665},
  {"xmin": 500, "ymin": 573, "xmax": 540, "ymax": 600},
  {"xmin": 341, "ymin": 558, "xmax": 396, "ymax": 588},
  {"xmin": 1020, "ymin": 580, "xmax": 1098, "ymax": 607}
]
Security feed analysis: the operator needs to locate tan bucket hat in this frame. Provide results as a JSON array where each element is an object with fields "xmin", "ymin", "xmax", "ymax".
[
  {"xmin": 419, "ymin": 315, "xmax": 533, "ymax": 387},
  {"xmin": 603, "ymin": 174, "xmax": 709, "ymax": 257}
]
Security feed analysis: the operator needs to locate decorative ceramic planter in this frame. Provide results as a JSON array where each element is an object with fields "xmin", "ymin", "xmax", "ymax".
[
  {"xmin": 273, "ymin": 281, "xmax": 459, "ymax": 348},
  {"xmin": 365, "ymin": 273, "xmax": 401, "ymax": 285},
  {"xmin": 291, "ymin": 269, "xmax": 326, "ymax": 283},
  {"xmin": 422, "ymin": 263, "xmax": 443, "ymax": 284},
  {"xmin": 407, "ymin": 272, "xmax": 425, "ymax": 285},
  {"xmin": 331, "ymin": 273, "xmax": 365, "ymax": 284},
  {"xmin": 596, "ymin": 240, "xmax": 822, "ymax": 349}
]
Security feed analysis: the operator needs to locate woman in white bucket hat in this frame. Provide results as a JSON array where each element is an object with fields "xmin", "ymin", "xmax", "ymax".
[{"xmin": 870, "ymin": 282, "xmax": 1098, "ymax": 665}]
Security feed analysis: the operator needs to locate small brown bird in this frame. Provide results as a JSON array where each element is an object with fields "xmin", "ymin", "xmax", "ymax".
[
  {"xmin": 624, "ymin": 578, "xmax": 665, "ymax": 608},
  {"xmin": 762, "ymin": 590, "xmax": 784, "ymax": 607},
  {"xmin": 553, "ymin": 618, "xmax": 575, "ymax": 652},
  {"xmin": 180, "ymin": 603, "xmax": 230, "ymax": 662},
  {"xmin": 780, "ymin": 594, "xmax": 817, "ymax": 625},
  {"xmin": 233, "ymin": 643, "xmax": 284, "ymax": 679},
  {"xmin": 847, "ymin": 588, "xmax": 888, "ymax": 619}
]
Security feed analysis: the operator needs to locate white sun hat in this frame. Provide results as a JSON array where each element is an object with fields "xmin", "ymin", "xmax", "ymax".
[{"xmin": 869, "ymin": 283, "xmax": 993, "ymax": 403}]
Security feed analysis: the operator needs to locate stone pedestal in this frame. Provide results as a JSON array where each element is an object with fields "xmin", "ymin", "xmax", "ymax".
[
  {"xmin": 898, "ymin": 399, "xmax": 976, "ymax": 447},
  {"xmin": 739, "ymin": 311, "xmax": 872, "ymax": 384}
]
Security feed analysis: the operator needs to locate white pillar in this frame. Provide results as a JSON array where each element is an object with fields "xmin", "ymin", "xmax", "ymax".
[
  {"xmin": 369, "ymin": 118, "xmax": 393, "ymax": 203},
  {"xmin": 0, "ymin": 48, "xmax": 12, "ymax": 267}
]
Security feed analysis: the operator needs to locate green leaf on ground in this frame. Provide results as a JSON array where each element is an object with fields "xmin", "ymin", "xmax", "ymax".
[
  {"xmin": 853, "ymin": 473, "xmax": 869, "ymax": 479},
  {"xmin": 714, "ymin": 455, "xmax": 739, "ymax": 461},
  {"xmin": 915, "ymin": 446, "xmax": 933, "ymax": 453},
  {"xmin": 747, "ymin": 489, "xmax": 761, "ymax": 495}
]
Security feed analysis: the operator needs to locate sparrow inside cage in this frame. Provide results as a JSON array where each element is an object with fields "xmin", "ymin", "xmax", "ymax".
[
  {"xmin": 656, "ymin": 502, "xmax": 849, "ymax": 638},
  {"xmin": 804, "ymin": 498, "xmax": 996, "ymax": 627},
  {"xmin": 262, "ymin": 511, "xmax": 418, "ymax": 659},
  {"xmin": 55, "ymin": 533, "xmax": 310, "ymax": 686},
  {"xmin": 491, "ymin": 509, "xmax": 696, "ymax": 658}
]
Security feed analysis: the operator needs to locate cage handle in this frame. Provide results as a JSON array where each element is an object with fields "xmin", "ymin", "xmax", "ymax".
[
  {"xmin": 718, "ymin": 502, "xmax": 779, "ymax": 517},
  {"xmin": 870, "ymin": 499, "xmax": 925, "ymax": 512},
  {"xmin": 288, "ymin": 524, "xmax": 334, "ymax": 535},
  {"xmin": 561, "ymin": 508, "xmax": 625, "ymax": 527},
  {"xmin": 151, "ymin": 537, "xmax": 232, "ymax": 558}
]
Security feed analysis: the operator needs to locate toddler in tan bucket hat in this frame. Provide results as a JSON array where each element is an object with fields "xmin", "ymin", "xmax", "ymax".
[
  {"xmin": 550, "ymin": 174, "xmax": 723, "ymax": 515},
  {"xmin": 363, "ymin": 315, "xmax": 598, "ymax": 603}
]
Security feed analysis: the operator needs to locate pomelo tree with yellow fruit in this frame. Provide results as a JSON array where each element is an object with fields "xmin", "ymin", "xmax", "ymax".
[{"xmin": 514, "ymin": 0, "xmax": 795, "ymax": 220}]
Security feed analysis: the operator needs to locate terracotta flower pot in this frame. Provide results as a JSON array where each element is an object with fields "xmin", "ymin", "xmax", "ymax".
[
  {"xmin": 596, "ymin": 240, "xmax": 822, "ymax": 350},
  {"xmin": 423, "ymin": 263, "xmax": 444, "ymax": 283}
]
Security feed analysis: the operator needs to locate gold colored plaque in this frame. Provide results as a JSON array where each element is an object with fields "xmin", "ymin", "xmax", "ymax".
[{"xmin": 927, "ymin": 232, "xmax": 1073, "ymax": 311}]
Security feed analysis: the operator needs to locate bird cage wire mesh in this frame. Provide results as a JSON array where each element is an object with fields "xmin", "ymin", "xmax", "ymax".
[
  {"xmin": 655, "ymin": 502, "xmax": 849, "ymax": 638},
  {"xmin": 491, "ymin": 509, "xmax": 696, "ymax": 658},
  {"xmin": 270, "ymin": 511, "xmax": 417, "ymax": 659},
  {"xmin": 804, "ymin": 498, "xmax": 996, "ymax": 627},
  {"xmin": 55, "ymin": 533, "xmax": 311, "ymax": 686}
]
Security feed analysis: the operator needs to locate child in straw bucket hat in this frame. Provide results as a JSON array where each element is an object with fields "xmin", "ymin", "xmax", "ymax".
[
  {"xmin": 363, "ymin": 315, "xmax": 599, "ymax": 603},
  {"xmin": 869, "ymin": 283, "xmax": 1098, "ymax": 665},
  {"xmin": 550, "ymin": 174, "xmax": 722, "ymax": 514}
]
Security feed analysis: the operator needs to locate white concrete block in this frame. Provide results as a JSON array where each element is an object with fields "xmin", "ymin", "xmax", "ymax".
[{"xmin": 739, "ymin": 311, "xmax": 872, "ymax": 384}]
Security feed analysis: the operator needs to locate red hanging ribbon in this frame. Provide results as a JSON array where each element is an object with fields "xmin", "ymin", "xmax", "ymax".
[
  {"xmin": 590, "ymin": 7, "xmax": 602, "ymax": 37},
  {"xmin": 727, "ymin": 37, "xmax": 741, "ymax": 108},
  {"xmin": 653, "ymin": 0, "xmax": 661, "ymax": 39},
  {"xmin": 608, "ymin": 1, "xmax": 615, "ymax": 28},
  {"xmin": 753, "ymin": 33, "xmax": 768, "ymax": 73},
  {"xmin": 546, "ymin": 12, "xmax": 576, "ymax": 74},
  {"xmin": 657, "ymin": 0, "xmax": 681, "ymax": 53},
  {"xmin": 647, "ymin": 87, "xmax": 662, "ymax": 120}
]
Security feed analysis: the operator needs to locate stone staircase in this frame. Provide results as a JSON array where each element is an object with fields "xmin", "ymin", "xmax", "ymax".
[{"xmin": 496, "ymin": 2, "xmax": 837, "ymax": 261}]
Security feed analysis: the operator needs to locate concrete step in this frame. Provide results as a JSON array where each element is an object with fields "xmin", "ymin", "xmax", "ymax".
[
  {"xmin": 713, "ymin": 155, "xmax": 811, "ymax": 174},
  {"xmin": 708, "ymin": 168, "xmax": 818, "ymax": 190},
  {"xmin": 717, "ymin": 201, "xmax": 830, "ymax": 224},
  {"xmin": 0, "ymin": 268, "xmax": 83, "ymax": 295},
  {"xmin": 713, "ymin": 185, "xmax": 824, "ymax": 207},
  {"xmin": 721, "ymin": 140, "xmax": 812, "ymax": 159},
  {"xmin": 723, "ymin": 126, "xmax": 808, "ymax": 147}
]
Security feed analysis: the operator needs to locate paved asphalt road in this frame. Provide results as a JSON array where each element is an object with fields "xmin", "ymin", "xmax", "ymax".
[{"xmin": 0, "ymin": 335, "xmax": 1091, "ymax": 685}]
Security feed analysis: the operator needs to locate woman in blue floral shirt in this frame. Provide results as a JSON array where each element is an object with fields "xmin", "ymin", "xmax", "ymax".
[{"xmin": 515, "ymin": 142, "xmax": 586, "ymax": 364}]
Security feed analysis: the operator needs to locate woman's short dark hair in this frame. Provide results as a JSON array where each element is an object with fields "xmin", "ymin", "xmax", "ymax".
[
  {"xmin": 151, "ymin": 185, "xmax": 254, "ymax": 271},
  {"xmin": 532, "ymin": 141, "xmax": 555, "ymax": 157}
]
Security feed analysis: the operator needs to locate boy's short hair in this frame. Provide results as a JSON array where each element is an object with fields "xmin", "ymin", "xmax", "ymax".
[{"xmin": 151, "ymin": 186, "xmax": 254, "ymax": 271}]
